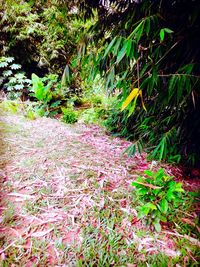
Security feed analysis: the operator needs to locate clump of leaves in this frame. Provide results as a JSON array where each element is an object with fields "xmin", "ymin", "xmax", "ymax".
[
  {"xmin": 132, "ymin": 168, "xmax": 185, "ymax": 231},
  {"xmin": 0, "ymin": 56, "xmax": 31, "ymax": 99},
  {"xmin": 61, "ymin": 107, "xmax": 78, "ymax": 124},
  {"xmin": 0, "ymin": 99, "xmax": 21, "ymax": 114},
  {"xmin": 79, "ymin": 107, "xmax": 107, "ymax": 124},
  {"xmin": 30, "ymin": 73, "xmax": 62, "ymax": 117}
]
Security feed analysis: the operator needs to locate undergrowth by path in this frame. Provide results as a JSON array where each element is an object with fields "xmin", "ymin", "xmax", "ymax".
[{"xmin": 0, "ymin": 110, "xmax": 199, "ymax": 266}]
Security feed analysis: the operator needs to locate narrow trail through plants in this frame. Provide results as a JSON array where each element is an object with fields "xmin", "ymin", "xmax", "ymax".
[{"xmin": 0, "ymin": 111, "xmax": 199, "ymax": 266}]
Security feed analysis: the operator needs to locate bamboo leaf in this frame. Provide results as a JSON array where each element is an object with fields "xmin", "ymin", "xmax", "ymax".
[
  {"xmin": 103, "ymin": 36, "xmax": 117, "ymax": 58},
  {"xmin": 116, "ymin": 43, "xmax": 127, "ymax": 64},
  {"xmin": 121, "ymin": 88, "xmax": 139, "ymax": 111},
  {"xmin": 113, "ymin": 37, "xmax": 122, "ymax": 56},
  {"xmin": 168, "ymin": 75, "xmax": 177, "ymax": 100},
  {"xmin": 163, "ymin": 28, "xmax": 173, "ymax": 34},
  {"xmin": 125, "ymin": 39, "xmax": 132, "ymax": 57},
  {"xmin": 139, "ymin": 90, "xmax": 147, "ymax": 112},
  {"xmin": 160, "ymin": 29, "xmax": 165, "ymax": 41},
  {"xmin": 145, "ymin": 18, "xmax": 151, "ymax": 35},
  {"xmin": 136, "ymin": 22, "xmax": 144, "ymax": 42},
  {"xmin": 159, "ymin": 139, "xmax": 166, "ymax": 161},
  {"xmin": 129, "ymin": 20, "xmax": 144, "ymax": 40},
  {"xmin": 128, "ymin": 95, "xmax": 138, "ymax": 117}
]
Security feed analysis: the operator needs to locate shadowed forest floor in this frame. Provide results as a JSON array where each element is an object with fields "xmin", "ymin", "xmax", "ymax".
[{"xmin": 0, "ymin": 110, "xmax": 199, "ymax": 266}]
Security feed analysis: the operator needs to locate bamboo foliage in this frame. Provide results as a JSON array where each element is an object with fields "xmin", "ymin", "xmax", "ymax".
[{"xmin": 81, "ymin": 0, "xmax": 200, "ymax": 166}]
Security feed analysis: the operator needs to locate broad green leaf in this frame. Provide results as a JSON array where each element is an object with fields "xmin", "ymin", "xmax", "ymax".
[
  {"xmin": 31, "ymin": 73, "xmax": 46, "ymax": 101},
  {"xmin": 160, "ymin": 29, "xmax": 165, "ymax": 41},
  {"xmin": 156, "ymin": 168, "xmax": 165, "ymax": 181},
  {"xmin": 160, "ymin": 28, "xmax": 173, "ymax": 41},
  {"xmin": 174, "ymin": 183, "xmax": 184, "ymax": 192},
  {"xmin": 159, "ymin": 198, "xmax": 168, "ymax": 214},
  {"xmin": 138, "ymin": 188, "xmax": 148, "ymax": 195},
  {"xmin": 121, "ymin": 88, "xmax": 139, "ymax": 111},
  {"xmin": 166, "ymin": 190, "xmax": 175, "ymax": 201},
  {"xmin": 145, "ymin": 202, "xmax": 157, "ymax": 210},
  {"xmin": 138, "ymin": 206, "xmax": 150, "ymax": 217}
]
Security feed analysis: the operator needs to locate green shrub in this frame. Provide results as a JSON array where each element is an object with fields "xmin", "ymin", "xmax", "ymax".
[
  {"xmin": 61, "ymin": 107, "xmax": 78, "ymax": 124},
  {"xmin": 30, "ymin": 73, "xmax": 62, "ymax": 117},
  {"xmin": 0, "ymin": 56, "xmax": 31, "ymax": 99},
  {"xmin": 79, "ymin": 107, "xmax": 107, "ymax": 124},
  {"xmin": 131, "ymin": 168, "xmax": 185, "ymax": 231}
]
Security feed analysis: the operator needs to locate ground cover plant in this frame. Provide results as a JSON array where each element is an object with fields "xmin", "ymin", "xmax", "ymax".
[{"xmin": 132, "ymin": 168, "xmax": 185, "ymax": 232}]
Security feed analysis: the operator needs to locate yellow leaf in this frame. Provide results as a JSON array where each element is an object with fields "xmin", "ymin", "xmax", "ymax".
[
  {"xmin": 139, "ymin": 90, "xmax": 147, "ymax": 112},
  {"xmin": 121, "ymin": 88, "xmax": 139, "ymax": 111}
]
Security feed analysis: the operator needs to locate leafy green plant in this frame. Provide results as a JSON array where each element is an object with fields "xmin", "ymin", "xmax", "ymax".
[
  {"xmin": 0, "ymin": 56, "xmax": 31, "ymax": 99},
  {"xmin": 31, "ymin": 73, "xmax": 53, "ymax": 102},
  {"xmin": 79, "ymin": 107, "xmax": 107, "ymax": 124},
  {"xmin": 131, "ymin": 168, "xmax": 185, "ymax": 231},
  {"xmin": 30, "ymin": 73, "xmax": 62, "ymax": 117},
  {"xmin": 61, "ymin": 107, "xmax": 78, "ymax": 124}
]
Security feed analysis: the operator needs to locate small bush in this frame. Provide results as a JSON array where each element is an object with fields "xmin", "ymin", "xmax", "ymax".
[
  {"xmin": 132, "ymin": 168, "xmax": 185, "ymax": 231},
  {"xmin": 79, "ymin": 107, "xmax": 107, "ymax": 124},
  {"xmin": 0, "ymin": 56, "xmax": 31, "ymax": 99},
  {"xmin": 61, "ymin": 107, "xmax": 78, "ymax": 124}
]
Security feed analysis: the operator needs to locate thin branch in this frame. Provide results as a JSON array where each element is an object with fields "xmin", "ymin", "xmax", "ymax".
[
  {"xmin": 155, "ymin": 42, "xmax": 179, "ymax": 66},
  {"xmin": 159, "ymin": 73, "xmax": 200, "ymax": 78}
]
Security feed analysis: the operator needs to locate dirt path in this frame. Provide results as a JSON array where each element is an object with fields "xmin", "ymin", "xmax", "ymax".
[{"xmin": 0, "ymin": 112, "xmax": 199, "ymax": 266}]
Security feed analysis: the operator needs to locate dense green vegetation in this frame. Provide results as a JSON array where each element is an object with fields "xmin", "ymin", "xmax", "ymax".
[
  {"xmin": 0, "ymin": 2, "xmax": 200, "ymax": 265},
  {"xmin": 0, "ymin": 0, "xmax": 200, "ymax": 166}
]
